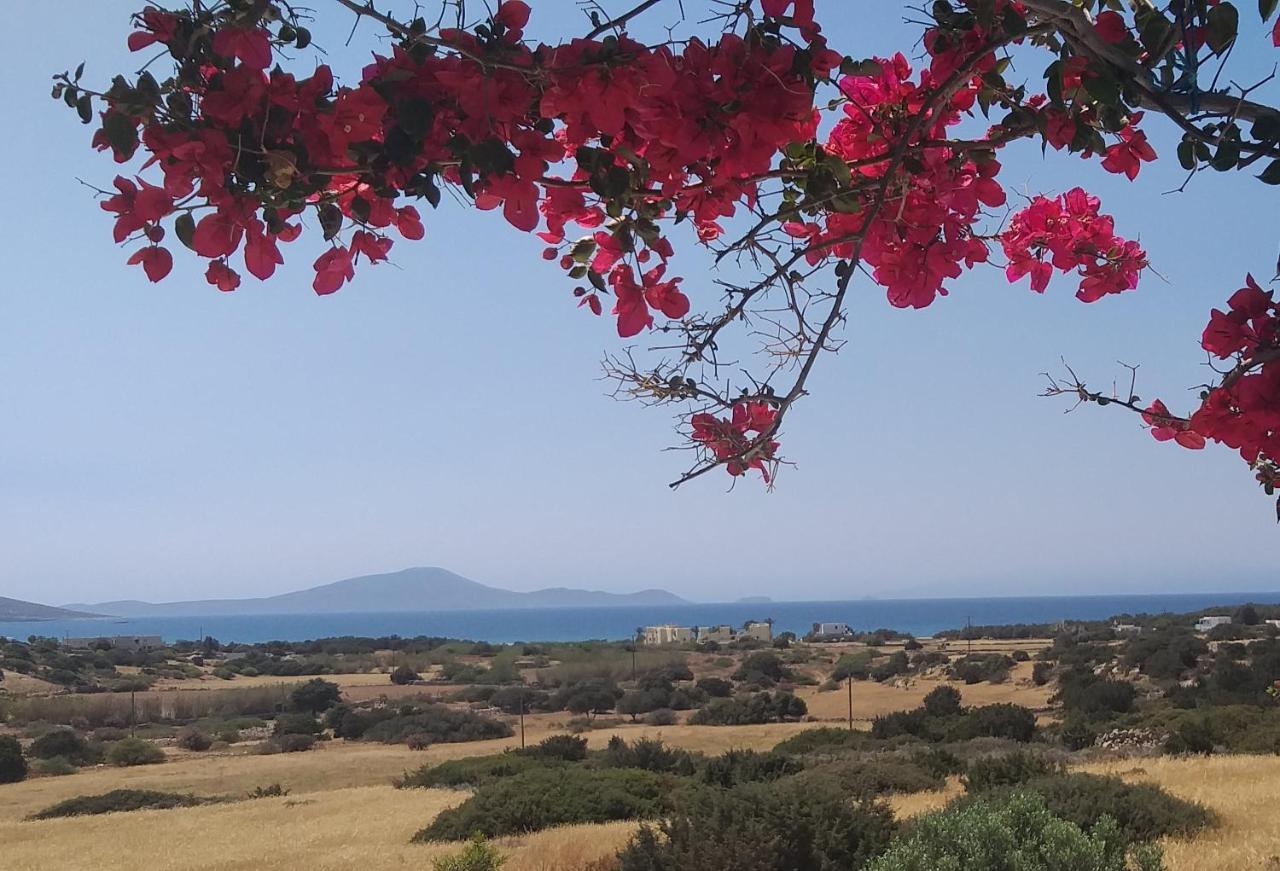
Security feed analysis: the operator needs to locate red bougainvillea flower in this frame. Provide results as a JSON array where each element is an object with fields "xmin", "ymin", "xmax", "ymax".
[
  {"xmin": 212, "ymin": 27, "xmax": 272, "ymax": 70},
  {"xmin": 691, "ymin": 400, "xmax": 781, "ymax": 480},
  {"xmin": 127, "ymin": 8, "xmax": 178, "ymax": 52},
  {"xmin": 100, "ymin": 176, "xmax": 172, "ymax": 243},
  {"xmin": 127, "ymin": 246, "xmax": 173, "ymax": 282},
  {"xmin": 495, "ymin": 1, "xmax": 531, "ymax": 31},
  {"xmin": 1094, "ymin": 11, "xmax": 1128, "ymax": 45},
  {"xmin": 1201, "ymin": 274, "xmax": 1276, "ymax": 359},
  {"xmin": 313, "ymin": 247, "xmax": 355, "ymax": 295},
  {"xmin": 205, "ymin": 260, "xmax": 241, "ymax": 292},
  {"xmin": 1101, "ymin": 124, "xmax": 1156, "ymax": 180},
  {"xmin": 1143, "ymin": 400, "xmax": 1206, "ymax": 449}
]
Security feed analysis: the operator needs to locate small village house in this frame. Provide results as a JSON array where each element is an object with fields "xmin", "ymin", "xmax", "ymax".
[
  {"xmin": 742, "ymin": 620, "xmax": 773, "ymax": 643},
  {"xmin": 811, "ymin": 622, "xmax": 853, "ymax": 638},
  {"xmin": 1194, "ymin": 616, "xmax": 1232, "ymax": 633},
  {"xmin": 1112, "ymin": 623, "xmax": 1142, "ymax": 635},
  {"xmin": 641, "ymin": 624, "xmax": 694, "ymax": 646},
  {"xmin": 696, "ymin": 625, "xmax": 736, "ymax": 644}
]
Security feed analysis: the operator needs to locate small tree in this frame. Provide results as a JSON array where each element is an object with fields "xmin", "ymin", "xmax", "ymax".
[
  {"xmin": 290, "ymin": 678, "xmax": 342, "ymax": 713},
  {"xmin": 106, "ymin": 737, "xmax": 165, "ymax": 767},
  {"xmin": 0, "ymin": 736, "xmax": 28, "ymax": 784},
  {"xmin": 923, "ymin": 685, "xmax": 963, "ymax": 719}
]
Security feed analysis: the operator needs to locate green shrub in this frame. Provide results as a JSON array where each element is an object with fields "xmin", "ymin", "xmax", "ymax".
[
  {"xmin": 29, "ymin": 789, "xmax": 208, "ymax": 819},
  {"xmin": 0, "ymin": 735, "xmax": 27, "ymax": 783},
  {"xmin": 249, "ymin": 783, "xmax": 289, "ymax": 798},
  {"xmin": 273, "ymin": 712, "xmax": 321, "ymax": 736},
  {"xmin": 105, "ymin": 737, "xmax": 165, "ymax": 767},
  {"xmin": 276, "ymin": 733, "xmax": 316, "ymax": 753},
  {"xmin": 790, "ymin": 758, "xmax": 943, "ymax": 798},
  {"xmin": 949, "ymin": 654, "xmax": 1015, "ymax": 685},
  {"xmin": 93, "ymin": 727, "xmax": 128, "ymax": 742},
  {"xmin": 964, "ymin": 704, "xmax": 1037, "ymax": 743},
  {"xmin": 1032, "ymin": 662, "xmax": 1054, "ymax": 686},
  {"xmin": 1163, "ymin": 717, "xmax": 1216, "ymax": 755},
  {"xmin": 29, "ymin": 729, "xmax": 98, "ymax": 764},
  {"xmin": 217, "ymin": 727, "xmax": 241, "ymax": 745},
  {"xmin": 522, "ymin": 733, "xmax": 588, "ymax": 762},
  {"xmin": 697, "ymin": 677, "xmax": 734, "ymax": 697},
  {"xmin": 413, "ymin": 767, "xmax": 669, "ymax": 841},
  {"xmin": 865, "ymin": 793, "xmax": 1163, "ymax": 871},
  {"xmin": 700, "ymin": 749, "xmax": 802, "ymax": 788},
  {"xmin": 615, "ymin": 781, "xmax": 896, "ymax": 871},
  {"xmin": 399, "ymin": 752, "xmax": 547, "ymax": 789},
  {"xmin": 363, "ymin": 705, "xmax": 513, "ymax": 745},
  {"xmin": 963, "ymin": 752, "xmax": 1063, "ymax": 792},
  {"xmin": 908, "ymin": 747, "xmax": 965, "ymax": 779},
  {"xmin": 433, "ymin": 835, "xmax": 506, "ymax": 871},
  {"xmin": 390, "ymin": 665, "xmax": 420, "ymax": 685},
  {"xmin": 602, "ymin": 736, "xmax": 697, "ymax": 775},
  {"xmin": 688, "ymin": 692, "xmax": 806, "ymax": 725},
  {"xmin": 964, "ymin": 773, "xmax": 1214, "ymax": 844},
  {"xmin": 922, "ymin": 686, "xmax": 962, "ymax": 718},
  {"xmin": 644, "ymin": 707, "xmax": 678, "ymax": 726},
  {"xmin": 290, "ymin": 678, "xmax": 342, "ymax": 713},
  {"xmin": 773, "ymin": 727, "xmax": 865, "ymax": 756},
  {"xmin": 176, "ymin": 727, "xmax": 213, "ymax": 751}
]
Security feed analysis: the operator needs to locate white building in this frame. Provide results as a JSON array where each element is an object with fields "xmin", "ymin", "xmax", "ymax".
[
  {"xmin": 697, "ymin": 625, "xmax": 736, "ymax": 644},
  {"xmin": 641, "ymin": 625, "xmax": 694, "ymax": 646},
  {"xmin": 1112, "ymin": 623, "xmax": 1142, "ymax": 635},
  {"xmin": 62, "ymin": 635, "xmax": 164, "ymax": 652},
  {"xmin": 811, "ymin": 622, "xmax": 852, "ymax": 638},
  {"xmin": 742, "ymin": 621, "xmax": 773, "ymax": 643},
  {"xmin": 1194, "ymin": 616, "xmax": 1232, "ymax": 633}
]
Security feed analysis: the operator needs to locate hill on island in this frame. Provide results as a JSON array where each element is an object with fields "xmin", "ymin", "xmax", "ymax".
[
  {"xmin": 0, "ymin": 597, "xmax": 103, "ymax": 621},
  {"xmin": 67, "ymin": 566, "xmax": 689, "ymax": 618}
]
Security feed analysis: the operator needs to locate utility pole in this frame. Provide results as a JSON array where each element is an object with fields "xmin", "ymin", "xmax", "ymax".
[
  {"xmin": 966, "ymin": 616, "xmax": 973, "ymax": 655},
  {"xmin": 130, "ymin": 689, "xmax": 137, "ymax": 737},
  {"xmin": 519, "ymin": 688, "xmax": 526, "ymax": 750},
  {"xmin": 846, "ymin": 675, "xmax": 853, "ymax": 732}
]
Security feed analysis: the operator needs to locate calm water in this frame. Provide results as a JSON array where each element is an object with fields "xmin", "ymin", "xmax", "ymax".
[{"xmin": 3, "ymin": 592, "xmax": 1277, "ymax": 645}]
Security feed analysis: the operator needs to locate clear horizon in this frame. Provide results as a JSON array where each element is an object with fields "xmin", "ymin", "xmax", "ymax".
[{"xmin": 4, "ymin": 2, "xmax": 1278, "ymax": 606}]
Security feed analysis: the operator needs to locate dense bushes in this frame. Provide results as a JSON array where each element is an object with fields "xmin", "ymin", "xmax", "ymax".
[
  {"xmin": 431, "ymin": 835, "xmax": 505, "ymax": 871},
  {"xmin": 922, "ymin": 686, "xmax": 961, "ymax": 718},
  {"xmin": 602, "ymin": 736, "xmax": 697, "ymax": 775},
  {"xmin": 273, "ymin": 713, "xmax": 321, "ymax": 736},
  {"xmin": 1057, "ymin": 671, "xmax": 1136, "ymax": 719},
  {"xmin": 29, "ymin": 729, "xmax": 99, "ymax": 765},
  {"xmin": 773, "ymin": 727, "xmax": 865, "ymax": 756},
  {"xmin": 363, "ymin": 705, "xmax": 513, "ymax": 745},
  {"xmin": 176, "ymin": 727, "xmax": 213, "ymax": 751},
  {"xmin": 523, "ymin": 733, "xmax": 588, "ymax": 762},
  {"xmin": 949, "ymin": 654, "xmax": 1015, "ymax": 685},
  {"xmin": 414, "ymin": 767, "xmax": 670, "ymax": 841},
  {"xmin": 615, "ymin": 782, "xmax": 896, "ymax": 871},
  {"xmin": 290, "ymin": 678, "xmax": 342, "ymax": 713},
  {"xmin": 790, "ymin": 758, "xmax": 944, "ymax": 798},
  {"xmin": 29, "ymin": 789, "xmax": 209, "ymax": 819},
  {"xmin": 966, "ymin": 704, "xmax": 1037, "ymax": 742},
  {"xmin": 987, "ymin": 774, "xmax": 1215, "ymax": 843},
  {"xmin": 106, "ymin": 737, "xmax": 165, "ymax": 766},
  {"xmin": 871, "ymin": 702, "xmax": 1036, "ymax": 744},
  {"xmin": 689, "ymin": 692, "xmax": 806, "ymax": 725},
  {"xmin": 399, "ymin": 752, "xmax": 545, "ymax": 789},
  {"xmin": 963, "ymin": 751, "xmax": 1063, "ymax": 792},
  {"xmin": 865, "ymin": 793, "xmax": 1163, "ymax": 871},
  {"xmin": 0, "ymin": 735, "xmax": 28, "ymax": 783}
]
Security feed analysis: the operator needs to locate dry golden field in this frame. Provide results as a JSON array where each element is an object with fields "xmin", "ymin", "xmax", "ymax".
[{"xmin": 1, "ymin": 725, "xmax": 1277, "ymax": 871}]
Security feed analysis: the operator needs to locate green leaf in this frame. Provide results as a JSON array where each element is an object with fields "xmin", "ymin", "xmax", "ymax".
[
  {"xmin": 1251, "ymin": 113, "xmax": 1280, "ymax": 142},
  {"xmin": 1258, "ymin": 158, "xmax": 1280, "ymax": 184},
  {"xmin": 1261, "ymin": 0, "xmax": 1278, "ymax": 21},
  {"xmin": 102, "ymin": 111, "xmax": 137, "ymax": 153},
  {"xmin": 1177, "ymin": 139, "xmax": 1196, "ymax": 170},
  {"xmin": 1206, "ymin": 2, "xmax": 1240, "ymax": 54},
  {"xmin": 75, "ymin": 94, "xmax": 93, "ymax": 124},
  {"xmin": 174, "ymin": 213, "xmax": 196, "ymax": 250},
  {"xmin": 318, "ymin": 203, "xmax": 343, "ymax": 240}
]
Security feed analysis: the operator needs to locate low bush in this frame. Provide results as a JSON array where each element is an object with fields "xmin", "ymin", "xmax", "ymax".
[
  {"xmin": 949, "ymin": 654, "xmax": 1015, "ymax": 685},
  {"xmin": 32, "ymin": 757, "xmax": 78, "ymax": 777},
  {"xmin": 644, "ymin": 707, "xmax": 678, "ymax": 726},
  {"xmin": 29, "ymin": 729, "xmax": 98, "ymax": 765},
  {"xmin": 922, "ymin": 686, "xmax": 962, "ymax": 718},
  {"xmin": 963, "ymin": 751, "xmax": 1063, "ymax": 792},
  {"xmin": 276, "ymin": 733, "xmax": 317, "ymax": 753},
  {"xmin": 697, "ymin": 677, "xmax": 734, "ymax": 697},
  {"xmin": 0, "ymin": 735, "xmax": 28, "ymax": 783},
  {"xmin": 399, "ymin": 752, "xmax": 546, "ymax": 789},
  {"xmin": 908, "ymin": 747, "xmax": 965, "ymax": 779},
  {"xmin": 773, "ymin": 727, "xmax": 865, "ymax": 756},
  {"xmin": 363, "ymin": 705, "xmax": 513, "ymax": 745},
  {"xmin": 615, "ymin": 781, "xmax": 896, "ymax": 871},
  {"xmin": 176, "ymin": 727, "xmax": 213, "ymax": 752},
  {"xmin": 249, "ymin": 783, "xmax": 289, "ymax": 798},
  {"xmin": 29, "ymin": 789, "xmax": 209, "ymax": 819},
  {"xmin": 414, "ymin": 767, "xmax": 669, "ymax": 841},
  {"xmin": 865, "ymin": 792, "xmax": 1163, "ymax": 871},
  {"xmin": 963, "ymin": 773, "xmax": 1214, "ymax": 844},
  {"xmin": 92, "ymin": 727, "xmax": 128, "ymax": 742},
  {"xmin": 700, "ymin": 749, "xmax": 802, "ymax": 788},
  {"xmin": 217, "ymin": 727, "xmax": 241, "ymax": 745},
  {"xmin": 290, "ymin": 678, "xmax": 342, "ymax": 713},
  {"xmin": 522, "ymin": 733, "xmax": 588, "ymax": 762},
  {"xmin": 601, "ymin": 736, "xmax": 697, "ymax": 774},
  {"xmin": 105, "ymin": 737, "xmax": 165, "ymax": 767},
  {"xmin": 964, "ymin": 704, "xmax": 1037, "ymax": 743},
  {"xmin": 432, "ymin": 834, "xmax": 506, "ymax": 871},
  {"xmin": 273, "ymin": 712, "xmax": 321, "ymax": 736},
  {"xmin": 688, "ymin": 692, "xmax": 806, "ymax": 725},
  {"xmin": 791, "ymin": 758, "xmax": 943, "ymax": 798}
]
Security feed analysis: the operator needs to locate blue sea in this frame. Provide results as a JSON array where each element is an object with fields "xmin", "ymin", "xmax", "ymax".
[{"xmin": 3, "ymin": 592, "xmax": 1277, "ymax": 645}]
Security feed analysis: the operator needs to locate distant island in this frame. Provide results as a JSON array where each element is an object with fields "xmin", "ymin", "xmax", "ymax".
[
  {"xmin": 736, "ymin": 596, "xmax": 773, "ymax": 604},
  {"xmin": 0, "ymin": 596, "xmax": 103, "ymax": 622},
  {"xmin": 65, "ymin": 566, "xmax": 689, "ymax": 618}
]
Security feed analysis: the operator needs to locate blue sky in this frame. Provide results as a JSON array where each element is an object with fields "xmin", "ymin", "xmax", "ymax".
[{"xmin": 2, "ymin": 1, "xmax": 1276, "ymax": 606}]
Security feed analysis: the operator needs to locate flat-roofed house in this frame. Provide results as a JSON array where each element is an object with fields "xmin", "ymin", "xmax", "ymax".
[
  {"xmin": 811, "ymin": 622, "xmax": 852, "ymax": 638},
  {"xmin": 742, "ymin": 620, "xmax": 773, "ymax": 643},
  {"xmin": 697, "ymin": 625, "xmax": 736, "ymax": 644},
  {"xmin": 642, "ymin": 624, "xmax": 694, "ymax": 646},
  {"xmin": 1194, "ymin": 616, "xmax": 1232, "ymax": 633}
]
